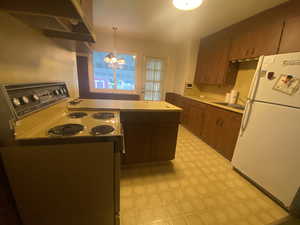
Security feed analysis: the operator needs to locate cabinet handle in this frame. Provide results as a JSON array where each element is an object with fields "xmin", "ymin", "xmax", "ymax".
[
  {"xmin": 220, "ymin": 120, "xmax": 224, "ymax": 127},
  {"xmin": 245, "ymin": 49, "xmax": 250, "ymax": 56},
  {"xmin": 251, "ymin": 48, "xmax": 255, "ymax": 56}
]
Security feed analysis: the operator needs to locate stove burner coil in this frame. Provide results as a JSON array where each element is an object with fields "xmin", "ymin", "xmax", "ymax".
[
  {"xmin": 48, "ymin": 124, "xmax": 84, "ymax": 136},
  {"xmin": 91, "ymin": 125, "xmax": 115, "ymax": 136},
  {"xmin": 68, "ymin": 112, "xmax": 88, "ymax": 118},
  {"xmin": 92, "ymin": 112, "xmax": 115, "ymax": 120}
]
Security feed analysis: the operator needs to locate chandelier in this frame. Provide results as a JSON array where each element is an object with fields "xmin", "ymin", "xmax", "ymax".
[{"xmin": 104, "ymin": 27, "xmax": 126, "ymax": 69}]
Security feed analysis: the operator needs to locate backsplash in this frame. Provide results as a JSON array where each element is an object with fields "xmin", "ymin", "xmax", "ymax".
[{"xmin": 184, "ymin": 60, "xmax": 258, "ymax": 104}]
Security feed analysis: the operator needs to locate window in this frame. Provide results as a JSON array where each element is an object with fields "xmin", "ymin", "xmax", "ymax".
[
  {"xmin": 144, "ymin": 57, "xmax": 165, "ymax": 101},
  {"xmin": 91, "ymin": 51, "xmax": 136, "ymax": 93}
]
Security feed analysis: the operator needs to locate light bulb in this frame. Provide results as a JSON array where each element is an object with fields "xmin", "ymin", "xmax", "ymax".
[
  {"xmin": 172, "ymin": 0, "xmax": 203, "ymax": 11},
  {"xmin": 118, "ymin": 58, "xmax": 126, "ymax": 65}
]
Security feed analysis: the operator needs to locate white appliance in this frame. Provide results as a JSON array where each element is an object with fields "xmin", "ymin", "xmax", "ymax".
[{"xmin": 232, "ymin": 53, "xmax": 300, "ymax": 209}]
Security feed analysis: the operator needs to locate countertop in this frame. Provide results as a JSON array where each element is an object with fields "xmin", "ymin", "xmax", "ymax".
[
  {"xmin": 15, "ymin": 101, "xmax": 122, "ymax": 140},
  {"xmin": 68, "ymin": 99, "xmax": 182, "ymax": 112},
  {"xmin": 184, "ymin": 95, "xmax": 244, "ymax": 114}
]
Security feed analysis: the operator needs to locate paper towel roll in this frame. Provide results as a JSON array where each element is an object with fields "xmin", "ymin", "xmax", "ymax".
[
  {"xmin": 229, "ymin": 90, "xmax": 239, "ymax": 104},
  {"xmin": 225, "ymin": 93, "xmax": 230, "ymax": 103}
]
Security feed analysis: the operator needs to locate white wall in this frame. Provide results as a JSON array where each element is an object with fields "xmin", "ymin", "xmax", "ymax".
[
  {"xmin": 172, "ymin": 40, "xmax": 200, "ymax": 95},
  {"xmin": 92, "ymin": 30, "xmax": 179, "ymax": 99},
  {"xmin": 0, "ymin": 12, "xmax": 79, "ymax": 98}
]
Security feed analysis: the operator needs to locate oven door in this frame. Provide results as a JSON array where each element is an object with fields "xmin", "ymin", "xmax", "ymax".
[{"xmin": 2, "ymin": 142, "xmax": 117, "ymax": 225}]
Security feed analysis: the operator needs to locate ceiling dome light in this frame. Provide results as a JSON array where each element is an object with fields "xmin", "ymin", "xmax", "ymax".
[{"xmin": 172, "ymin": 0, "xmax": 203, "ymax": 11}]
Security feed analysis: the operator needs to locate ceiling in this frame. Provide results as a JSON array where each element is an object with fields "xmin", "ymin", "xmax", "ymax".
[{"xmin": 93, "ymin": 0, "xmax": 288, "ymax": 43}]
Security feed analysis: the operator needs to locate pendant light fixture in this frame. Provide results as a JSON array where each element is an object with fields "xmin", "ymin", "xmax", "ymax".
[
  {"xmin": 104, "ymin": 27, "xmax": 126, "ymax": 69},
  {"xmin": 172, "ymin": 0, "xmax": 203, "ymax": 11}
]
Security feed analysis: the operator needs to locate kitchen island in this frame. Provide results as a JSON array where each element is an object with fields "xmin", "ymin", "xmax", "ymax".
[{"xmin": 68, "ymin": 99, "xmax": 182, "ymax": 164}]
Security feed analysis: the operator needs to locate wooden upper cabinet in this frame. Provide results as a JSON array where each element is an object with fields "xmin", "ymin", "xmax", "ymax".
[
  {"xmin": 194, "ymin": 35, "xmax": 232, "ymax": 86},
  {"xmin": 194, "ymin": 41, "xmax": 210, "ymax": 85},
  {"xmin": 229, "ymin": 27, "xmax": 251, "ymax": 61},
  {"xmin": 279, "ymin": 16, "xmax": 300, "ymax": 54},
  {"xmin": 229, "ymin": 18, "xmax": 283, "ymax": 60}
]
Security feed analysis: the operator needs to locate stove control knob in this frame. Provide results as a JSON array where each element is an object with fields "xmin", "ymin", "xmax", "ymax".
[
  {"xmin": 32, "ymin": 94, "xmax": 39, "ymax": 101},
  {"xmin": 59, "ymin": 89, "xmax": 64, "ymax": 95},
  {"xmin": 12, "ymin": 98, "xmax": 21, "ymax": 107},
  {"xmin": 54, "ymin": 90, "xmax": 60, "ymax": 95},
  {"xmin": 22, "ymin": 96, "xmax": 29, "ymax": 104}
]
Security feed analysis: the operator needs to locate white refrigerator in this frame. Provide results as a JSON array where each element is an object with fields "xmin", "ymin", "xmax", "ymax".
[{"xmin": 232, "ymin": 52, "xmax": 300, "ymax": 209}]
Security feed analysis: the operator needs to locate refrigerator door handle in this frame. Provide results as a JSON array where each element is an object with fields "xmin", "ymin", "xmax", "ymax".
[
  {"xmin": 240, "ymin": 100, "xmax": 253, "ymax": 136},
  {"xmin": 248, "ymin": 56, "xmax": 264, "ymax": 100}
]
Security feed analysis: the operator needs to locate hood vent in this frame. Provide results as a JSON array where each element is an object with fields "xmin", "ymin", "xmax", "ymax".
[
  {"xmin": 230, "ymin": 57, "xmax": 259, "ymax": 63},
  {"xmin": 0, "ymin": 0, "xmax": 95, "ymax": 43}
]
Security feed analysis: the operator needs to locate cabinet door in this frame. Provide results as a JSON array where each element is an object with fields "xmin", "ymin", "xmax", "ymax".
[
  {"xmin": 230, "ymin": 19, "xmax": 283, "ymax": 60},
  {"xmin": 122, "ymin": 124, "xmax": 152, "ymax": 164},
  {"xmin": 187, "ymin": 103, "xmax": 206, "ymax": 138},
  {"xmin": 151, "ymin": 125, "xmax": 179, "ymax": 161},
  {"xmin": 0, "ymin": 158, "xmax": 21, "ymax": 225},
  {"xmin": 252, "ymin": 21, "xmax": 283, "ymax": 57},
  {"xmin": 202, "ymin": 106, "xmax": 219, "ymax": 148},
  {"xmin": 215, "ymin": 38, "xmax": 232, "ymax": 84},
  {"xmin": 202, "ymin": 106, "xmax": 242, "ymax": 161},
  {"xmin": 279, "ymin": 16, "xmax": 300, "ymax": 53},
  {"xmin": 195, "ymin": 43, "xmax": 211, "ymax": 84},
  {"xmin": 181, "ymin": 99, "xmax": 190, "ymax": 127},
  {"xmin": 229, "ymin": 29, "xmax": 251, "ymax": 60},
  {"xmin": 195, "ymin": 36, "xmax": 232, "ymax": 85},
  {"xmin": 215, "ymin": 111, "xmax": 242, "ymax": 161}
]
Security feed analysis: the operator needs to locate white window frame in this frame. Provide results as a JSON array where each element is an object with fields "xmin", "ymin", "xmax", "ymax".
[
  {"xmin": 142, "ymin": 56, "xmax": 166, "ymax": 101},
  {"xmin": 88, "ymin": 50, "xmax": 140, "ymax": 95}
]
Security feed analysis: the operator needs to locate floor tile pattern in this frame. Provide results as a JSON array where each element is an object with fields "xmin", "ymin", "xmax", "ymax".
[{"xmin": 120, "ymin": 126, "xmax": 288, "ymax": 225}]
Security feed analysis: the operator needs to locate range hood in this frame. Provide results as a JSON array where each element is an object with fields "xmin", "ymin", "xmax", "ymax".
[{"xmin": 0, "ymin": 0, "xmax": 96, "ymax": 43}]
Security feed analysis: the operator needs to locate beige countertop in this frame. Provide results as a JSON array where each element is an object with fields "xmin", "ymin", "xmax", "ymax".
[
  {"xmin": 68, "ymin": 99, "xmax": 182, "ymax": 112},
  {"xmin": 184, "ymin": 96, "xmax": 244, "ymax": 114}
]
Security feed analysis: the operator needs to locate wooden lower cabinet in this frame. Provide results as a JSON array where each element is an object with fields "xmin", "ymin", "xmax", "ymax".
[
  {"xmin": 151, "ymin": 124, "xmax": 178, "ymax": 162},
  {"xmin": 166, "ymin": 93, "xmax": 242, "ymax": 161},
  {"xmin": 202, "ymin": 106, "xmax": 242, "ymax": 161},
  {"xmin": 120, "ymin": 111, "xmax": 180, "ymax": 165},
  {"xmin": 185, "ymin": 101, "xmax": 206, "ymax": 138},
  {"xmin": 122, "ymin": 124, "xmax": 152, "ymax": 164},
  {"xmin": 0, "ymin": 157, "xmax": 21, "ymax": 225}
]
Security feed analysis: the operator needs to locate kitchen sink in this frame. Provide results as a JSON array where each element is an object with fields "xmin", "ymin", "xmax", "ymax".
[{"xmin": 213, "ymin": 102, "xmax": 245, "ymax": 110}]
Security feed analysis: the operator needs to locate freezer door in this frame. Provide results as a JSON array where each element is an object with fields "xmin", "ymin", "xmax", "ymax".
[
  {"xmin": 232, "ymin": 101, "xmax": 300, "ymax": 208},
  {"xmin": 254, "ymin": 53, "xmax": 300, "ymax": 108}
]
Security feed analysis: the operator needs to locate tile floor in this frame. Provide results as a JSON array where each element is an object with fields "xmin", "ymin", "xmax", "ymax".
[{"xmin": 120, "ymin": 126, "xmax": 288, "ymax": 225}]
